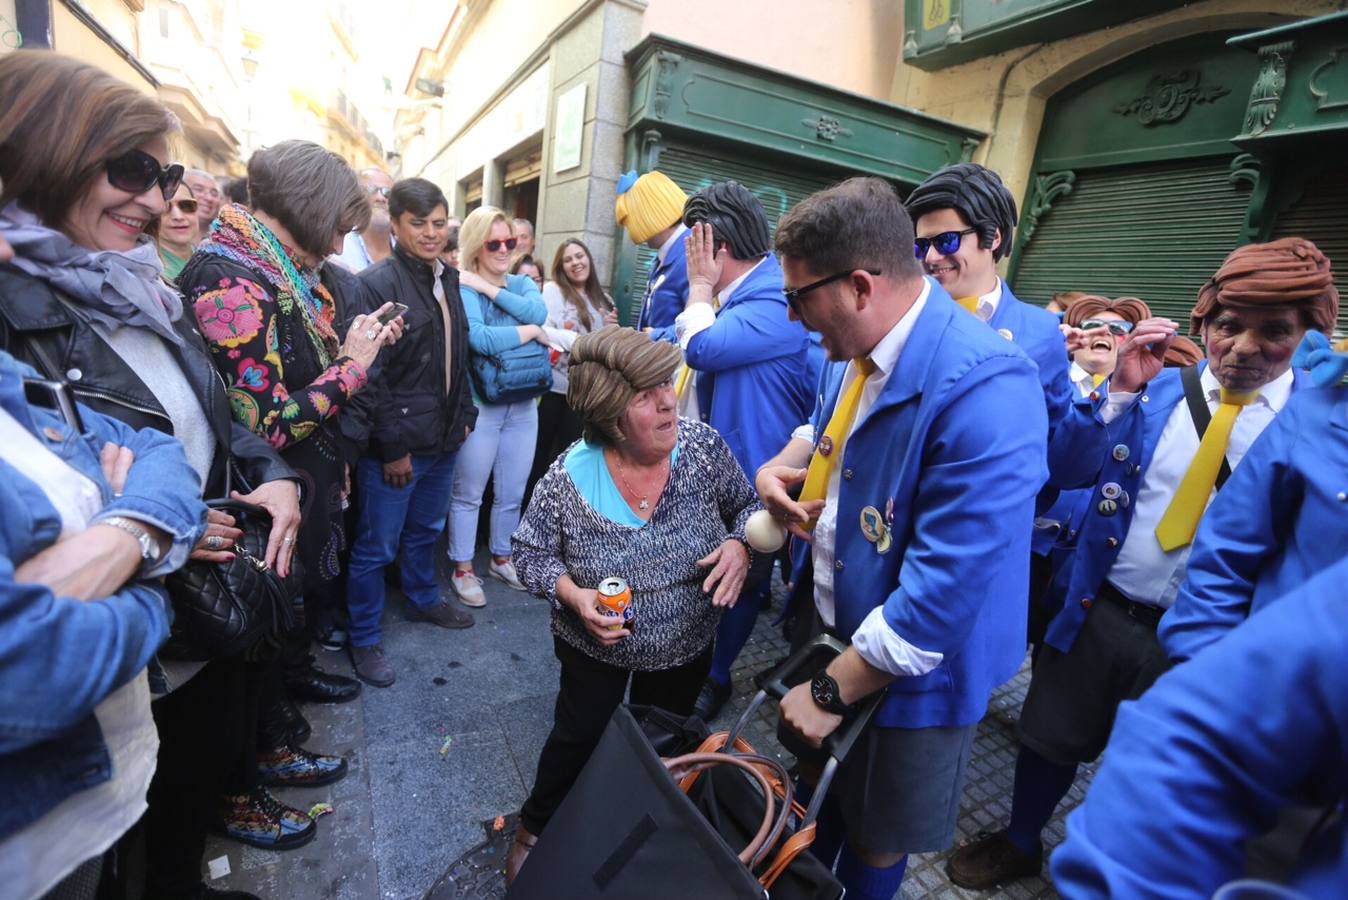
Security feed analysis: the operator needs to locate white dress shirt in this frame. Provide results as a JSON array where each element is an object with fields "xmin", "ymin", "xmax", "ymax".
[
  {"xmin": 810, "ymin": 278, "xmax": 944, "ymax": 676},
  {"xmin": 672, "ymin": 256, "xmax": 768, "ymax": 421},
  {"xmin": 1105, "ymin": 366, "xmax": 1294, "ymax": 608},
  {"xmin": 1069, "ymin": 361, "xmax": 1104, "ymax": 398},
  {"xmin": 956, "ymin": 278, "xmax": 1003, "ymax": 323}
]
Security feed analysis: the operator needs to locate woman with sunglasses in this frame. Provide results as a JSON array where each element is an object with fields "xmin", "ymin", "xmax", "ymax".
[
  {"xmin": 154, "ymin": 181, "xmax": 199, "ymax": 284},
  {"xmin": 0, "ymin": 51, "xmax": 301, "ymax": 899},
  {"xmin": 448, "ymin": 206, "xmax": 551, "ymax": 607}
]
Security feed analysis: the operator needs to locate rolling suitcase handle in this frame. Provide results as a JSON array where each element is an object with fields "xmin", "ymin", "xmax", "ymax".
[{"xmin": 724, "ymin": 634, "xmax": 883, "ymax": 829}]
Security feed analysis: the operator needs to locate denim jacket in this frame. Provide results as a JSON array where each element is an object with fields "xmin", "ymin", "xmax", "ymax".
[{"xmin": 0, "ymin": 350, "xmax": 206, "ymax": 841}]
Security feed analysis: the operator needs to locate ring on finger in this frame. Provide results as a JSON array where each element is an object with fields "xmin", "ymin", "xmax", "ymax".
[
  {"xmin": 206, "ymin": 534, "xmax": 224, "ymax": 551},
  {"xmin": 283, "ymin": 536, "xmax": 295, "ymax": 544},
  {"xmin": 364, "ymin": 327, "xmax": 378, "ymax": 340}
]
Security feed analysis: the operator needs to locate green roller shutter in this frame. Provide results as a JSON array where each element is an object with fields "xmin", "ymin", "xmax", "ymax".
[
  {"xmin": 1269, "ymin": 165, "xmax": 1348, "ymax": 339},
  {"xmin": 1011, "ymin": 158, "xmax": 1251, "ymax": 324},
  {"xmin": 618, "ymin": 144, "xmax": 842, "ymax": 321}
]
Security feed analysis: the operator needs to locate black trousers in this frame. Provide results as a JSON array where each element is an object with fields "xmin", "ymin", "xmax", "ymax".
[
  {"xmin": 142, "ymin": 656, "xmax": 260, "ymax": 898},
  {"xmin": 519, "ymin": 637, "xmax": 713, "ymax": 836},
  {"xmin": 525, "ymin": 393, "xmax": 583, "ymax": 509}
]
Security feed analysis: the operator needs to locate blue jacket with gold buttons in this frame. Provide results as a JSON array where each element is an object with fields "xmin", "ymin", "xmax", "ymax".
[
  {"xmin": 1160, "ymin": 381, "xmax": 1344, "ymax": 662},
  {"xmin": 809, "ymin": 280, "xmax": 1047, "ymax": 729},
  {"xmin": 1043, "ymin": 363, "xmax": 1308, "ymax": 653}
]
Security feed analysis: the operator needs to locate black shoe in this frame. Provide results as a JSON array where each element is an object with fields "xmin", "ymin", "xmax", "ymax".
[
  {"xmin": 316, "ymin": 624, "xmax": 348, "ymax": 652},
  {"xmin": 260, "ymin": 695, "xmax": 311, "ymax": 747},
  {"xmin": 692, "ymin": 678, "xmax": 732, "ymax": 721},
  {"xmin": 946, "ymin": 829, "xmax": 1043, "ymax": 889},
  {"xmin": 284, "ymin": 664, "xmax": 362, "ymax": 704}
]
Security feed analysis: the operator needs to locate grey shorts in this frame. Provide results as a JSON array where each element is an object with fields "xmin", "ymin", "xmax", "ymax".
[{"xmin": 832, "ymin": 720, "xmax": 976, "ymax": 855}]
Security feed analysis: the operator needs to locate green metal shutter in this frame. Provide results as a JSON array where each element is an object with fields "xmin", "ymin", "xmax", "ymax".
[
  {"xmin": 1269, "ymin": 165, "xmax": 1348, "ymax": 339},
  {"xmin": 1011, "ymin": 158, "xmax": 1250, "ymax": 324},
  {"xmin": 618, "ymin": 144, "xmax": 841, "ymax": 320}
]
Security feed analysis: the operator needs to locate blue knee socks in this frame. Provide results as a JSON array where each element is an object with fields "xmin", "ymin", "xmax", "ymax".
[
  {"xmin": 1006, "ymin": 746, "xmax": 1078, "ymax": 856},
  {"xmin": 707, "ymin": 582, "xmax": 767, "ymax": 687},
  {"xmin": 835, "ymin": 844, "xmax": 908, "ymax": 900},
  {"xmin": 794, "ymin": 778, "xmax": 846, "ymax": 868}
]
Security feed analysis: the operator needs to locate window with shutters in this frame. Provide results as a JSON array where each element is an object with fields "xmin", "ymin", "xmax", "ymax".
[
  {"xmin": 1011, "ymin": 158, "xmax": 1251, "ymax": 324},
  {"xmin": 1269, "ymin": 165, "xmax": 1348, "ymax": 338}
]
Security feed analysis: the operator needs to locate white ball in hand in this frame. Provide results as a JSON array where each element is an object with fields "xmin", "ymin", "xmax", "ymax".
[{"xmin": 745, "ymin": 509, "xmax": 787, "ymax": 553}]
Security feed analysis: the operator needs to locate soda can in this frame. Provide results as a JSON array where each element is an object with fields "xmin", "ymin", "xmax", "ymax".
[{"xmin": 596, "ymin": 577, "xmax": 634, "ymax": 631}]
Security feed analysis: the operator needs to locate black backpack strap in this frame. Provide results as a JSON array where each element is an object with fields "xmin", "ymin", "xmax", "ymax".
[{"xmin": 1179, "ymin": 364, "xmax": 1233, "ymax": 490}]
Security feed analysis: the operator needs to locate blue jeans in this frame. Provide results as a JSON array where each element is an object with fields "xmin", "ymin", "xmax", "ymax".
[
  {"xmin": 347, "ymin": 451, "xmax": 458, "ymax": 648},
  {"xmin": 448, "ymin": 399, "xmax": 538, "ymax": 562}
]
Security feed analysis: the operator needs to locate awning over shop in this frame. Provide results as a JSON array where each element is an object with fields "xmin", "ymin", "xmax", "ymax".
[{"xmin": 625, "ymin": 35, "xmax": 985, "ymax": 189}]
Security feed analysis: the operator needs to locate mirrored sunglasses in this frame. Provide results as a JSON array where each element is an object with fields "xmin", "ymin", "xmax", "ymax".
[
  {"xmin": 1079, "ymin": 319, "xmax": 1135, "ymax": 336},
  {"xmin": 485, "ymin": 238, "xmax": 518, "ymax": 253},
  {"xmin": 105, "ymin": 149, "xmax": 184, "ymax": 200},
  {"xmin": 913, "ymin": 227, "xmax": 977, "ymax": 259},
  {"xmin": 169, "ymin": 198, "xmax": 198, "ymax": 214},
  {"xmin": 366, "ymin": 185, "xmax": 391, "ymax": 197}
]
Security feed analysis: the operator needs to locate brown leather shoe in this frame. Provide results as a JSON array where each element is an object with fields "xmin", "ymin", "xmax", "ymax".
[
  {"xmin": 505, "ymin": 825, "xmax": 537, "ymax": 885},
  {"xmin": 946, "ymin": 829, "xmax": 1043, "ymax": 889},
  {"xmin": 407, "ymin": 600, "xmax": 475, "ymax": 629}
]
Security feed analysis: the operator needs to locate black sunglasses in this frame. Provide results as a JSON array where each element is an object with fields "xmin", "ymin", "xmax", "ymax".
[
  {"xmin": 1078, "ymin": 318, "xmax": 1135, "ymax": 336},
  {"xmin": 105, "ymin": 149, "xmax": 184, "ymax": 200},
  {"xmin": 485, "ymin": 238, "xmax": 518, "ymax": 253},
  {"xmin": 914, "ymin": 227, "xmax": 977, "ymax": 259},
  {"xmin": 783, "ymin": 268, "xmax": 881, "ymax": 316}
]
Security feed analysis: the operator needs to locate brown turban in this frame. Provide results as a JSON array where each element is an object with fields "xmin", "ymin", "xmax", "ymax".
[
  {"xmin": 1190, "ymin": 237, "xmax": 1340, "ymax": 336},
  {"xmin": 567, "ymin": 325, "xmax": 682, "ymax": 446},
  {"xmin": 1163, "ymin": 336, "xmax": 1204, "ymax": 368},
  {"xmin": 1065, "ymin": 295, "xmax": 1152, "ymax": 328}
]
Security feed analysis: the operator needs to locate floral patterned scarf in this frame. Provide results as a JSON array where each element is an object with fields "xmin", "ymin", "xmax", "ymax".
[{"xmin": 196, "ymin": 204, "xmax": 338, "ymax": 365}]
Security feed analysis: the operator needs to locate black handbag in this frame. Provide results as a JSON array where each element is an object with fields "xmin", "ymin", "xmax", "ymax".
[{"xmin": 159, "ymin": 494, "xmax": 305, "ymax": 660}]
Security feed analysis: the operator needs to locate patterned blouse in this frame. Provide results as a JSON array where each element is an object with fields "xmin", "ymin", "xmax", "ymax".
[
  {"xmin": 186, "ymin": 262, "xmax": 366, "ymax": 451},
  {"xmin": 512, "ymin": 419, "xmax": 761, "ymax": 671}
]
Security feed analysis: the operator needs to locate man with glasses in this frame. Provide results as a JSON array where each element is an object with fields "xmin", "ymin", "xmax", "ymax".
[
  {"xmin": 756, "ymin": 176, "xmax": 1046, "ymax": 900},
  {"xmin": 335, "ymin": 168, "xmax": 395, "ymax": 272},
  {"xmin": 946, "ymin": 239, "xmax": 1322, "ymax": 890},
  {"xmin": 182, "ymin": 168, "xmax": 222, "ymax": 235},
  {"xmin": 1060, "ymin": 297, "xmax": 1149, "ymax": 397}
]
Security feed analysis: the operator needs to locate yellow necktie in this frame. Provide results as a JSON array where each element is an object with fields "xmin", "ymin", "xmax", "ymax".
[
  {"xmin": 1154, "ymin": 388, "xmax": 1258, "ymax": 551},
  {"xmin": 798, "ymin": 358, "xmax": 876, "ymax": 529},
  {"xmin": 673, "ymin": 296, "xmax": 720, "ymax": 399},
  {"xmin": 955, "ymin": 296, "xmax": 979, "ymax": 314},
  {"xmin": 1091, "ymin": 373, "xmax": 1106, "ymax": 388}
]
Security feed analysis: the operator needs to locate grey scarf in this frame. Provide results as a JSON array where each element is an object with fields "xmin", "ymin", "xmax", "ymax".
[{"xmin": 0, "ymin": 202, "xmax": 184, "ymax": 345}]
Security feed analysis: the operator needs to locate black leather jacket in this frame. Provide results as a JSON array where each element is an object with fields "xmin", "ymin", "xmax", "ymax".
[
  {"xmin": 0, "ymin": 267, "xmax": 295, "ymax": 496},
  {"xmin": 358, "ymin": 246, "xmax": 476, "ymax": 461}
]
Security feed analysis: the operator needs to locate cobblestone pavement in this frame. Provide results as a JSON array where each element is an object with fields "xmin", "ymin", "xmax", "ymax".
[{"xmin": 203, "ymin": 562, "xmax": 1093, "ymax": 899}]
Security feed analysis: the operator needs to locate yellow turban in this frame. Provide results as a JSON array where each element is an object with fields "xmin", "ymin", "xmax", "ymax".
[{"xmin": 615, "ymin": 170, "xmax": 687, "ymax": 245}]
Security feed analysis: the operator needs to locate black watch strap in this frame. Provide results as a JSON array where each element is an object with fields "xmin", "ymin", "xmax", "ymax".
[{"xmin": 810, "ymin": 671, "xmax": 851, "ymax": 716}]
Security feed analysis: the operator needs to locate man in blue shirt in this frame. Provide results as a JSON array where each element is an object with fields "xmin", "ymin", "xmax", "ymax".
[
  {"xmin": 758, "ymin": 176, "xmax": 1046, "ymax": 900},
  {"xmin": 614, "ymin": 170, "xmax": 689, "ymax": 331},
  {"xmin": 652, "ymin": 182, "xmax": 815, "ymax": 721}
]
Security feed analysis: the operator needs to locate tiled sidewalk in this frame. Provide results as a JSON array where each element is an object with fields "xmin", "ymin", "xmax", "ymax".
[{"xmin": 203, "ymin": 567, "xmax": 1089, "ymax": 899}]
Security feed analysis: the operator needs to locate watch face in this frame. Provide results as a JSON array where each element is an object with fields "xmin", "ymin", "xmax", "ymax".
[{"xmin": 811, "ymin": 674, "xmax": 836, "ymax": 706}]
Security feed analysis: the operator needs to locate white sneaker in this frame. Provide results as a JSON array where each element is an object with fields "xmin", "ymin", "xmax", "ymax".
[
  {"xmin": 488, "ymin": 558, "xmax": 526, "ymax": 591},
  {"xmin": 450, "ymin": 570, "xmax": 487, "ymax": 607}
]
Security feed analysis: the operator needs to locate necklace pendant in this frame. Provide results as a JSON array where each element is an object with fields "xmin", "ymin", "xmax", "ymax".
[{"xmin": 639, "ymin": 498, "xmax": 649, "ymax": 511}]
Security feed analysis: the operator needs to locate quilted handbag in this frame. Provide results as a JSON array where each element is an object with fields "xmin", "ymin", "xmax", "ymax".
[{"xmin": 159, "ymin": 497, "xmax": 305, "ymax": 660}]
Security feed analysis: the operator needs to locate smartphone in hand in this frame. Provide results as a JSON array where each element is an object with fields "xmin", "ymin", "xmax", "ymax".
[{"xmin": 378, "ymin": 302, "xmax": 409, "ymax": 325}]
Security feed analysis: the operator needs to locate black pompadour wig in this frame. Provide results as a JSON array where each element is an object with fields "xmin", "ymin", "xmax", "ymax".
[
  {"xmin": 681, "ymin": 181, "xmax": 772, "ymax": 261},
  {"xmin": 905, "ymin": 163, "xmax": 1018, "ymax": 262}
]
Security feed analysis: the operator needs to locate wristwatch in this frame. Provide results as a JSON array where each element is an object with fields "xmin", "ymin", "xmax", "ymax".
[
  {"xmin": 809, "ymin": 671, "xmax": 851, "ymax": 716},
  {"xmin": 102, "ymin": 516, "xmax": 163, "ymax": 569}
]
